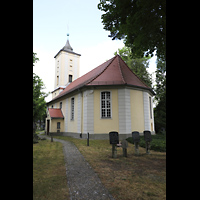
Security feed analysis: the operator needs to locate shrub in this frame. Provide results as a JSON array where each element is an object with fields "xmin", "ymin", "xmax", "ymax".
[
  {"xmin": 126, "ymin": 134, "xmax": 166, "ymax": 152},
  {"xmin": 33, "ymin": 133, "xmax": 39, "ymax": 144}
]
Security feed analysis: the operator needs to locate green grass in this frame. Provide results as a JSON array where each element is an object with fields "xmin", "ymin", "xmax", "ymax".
[
  {"xmin": 33, "ymin": 139, "xmax": 70, "ymax": 200},
  {"xmin": 126, "ymin": 134, "xmax": 166, "ymax": 152}
]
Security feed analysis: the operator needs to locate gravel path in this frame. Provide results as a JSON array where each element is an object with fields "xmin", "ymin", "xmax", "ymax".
[{"xmin": 39, "ymin": 135, "xmax": 115, "ymax": 200}]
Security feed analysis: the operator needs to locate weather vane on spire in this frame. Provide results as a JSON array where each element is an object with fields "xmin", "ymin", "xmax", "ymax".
[{"xmin": 67, "ymin": 22, "xmax": 69, "ymax": 40}]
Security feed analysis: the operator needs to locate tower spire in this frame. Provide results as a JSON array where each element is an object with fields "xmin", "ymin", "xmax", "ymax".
[{"xmin": 62, "ymin": 33, "xmax": 73, "ymax": 52}]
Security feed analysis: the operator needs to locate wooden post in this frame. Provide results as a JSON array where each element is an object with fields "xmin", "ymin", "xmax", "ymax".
[
  {"xmin": 87, "ymin": 132, "xmax": 89, "ymax": 146},
  {"xmin": 134, "ymin": 142, "xmax": 139, "ymax": 155},
  {"xmin": 122, "ymin": 140, "xmax": 128, "ymax": 157},
  {"xmin": 112, "ymin": 144, "xmax": 117, "ymax": 158},
  {"xmin": 146, "ymin": 141, "xmax": 150, "ymax": 154}
]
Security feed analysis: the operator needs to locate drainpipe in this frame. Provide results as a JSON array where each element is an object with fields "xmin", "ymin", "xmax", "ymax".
[{"xmin": 81, "ymin": 91, "xmax": 83, "ymax": 136}]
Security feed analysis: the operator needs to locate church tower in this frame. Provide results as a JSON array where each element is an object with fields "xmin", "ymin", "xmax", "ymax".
[{"xmin": 52, "ymin": 34, "xmax": 81, "ymax": 99}]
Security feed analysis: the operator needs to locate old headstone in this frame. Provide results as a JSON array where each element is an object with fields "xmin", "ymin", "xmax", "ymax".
[
  {"xmin": 121, "ymin": 139, "xmax": 128, "ymax": 157},
  {"xmin": 143, "ymin": 130, "xmax": 152, "ymax": 154},
  {"xmin": 109, "ymin": 131, "xmax": 119, "ymax": 144},
  {"xmin": 132, "ymin": 131, "xmax": 140, "ymax": 142},
  {"xmin": 109, "ymin": 131, "xmax": 119, "ymax": 158},
  {"xmin": 132, "ymin": 131, "xmax": 140, "ymax": 155}
]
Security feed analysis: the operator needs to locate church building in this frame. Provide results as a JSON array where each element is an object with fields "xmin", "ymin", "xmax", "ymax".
[{"xmin": 45, "ymin": 36, "xmax": 155, "ymax": 139}]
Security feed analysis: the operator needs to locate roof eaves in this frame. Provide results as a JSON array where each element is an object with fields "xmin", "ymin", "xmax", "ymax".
[
  {"xmin": 54, "ymin": 49, "xmax": 81, "ymax": 58},
  {"xmin": 51, "ymin": 117, "xmax": 64, "ymax": 119}
]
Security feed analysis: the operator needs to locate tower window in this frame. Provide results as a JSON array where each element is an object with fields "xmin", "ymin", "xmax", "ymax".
[
  {"xmin": 60, "ymin": 102, "xmax": 62, "ymax": 109},
  {"xmin": 57, "ymin": 76, "xmax": 59, "ymax": 85},
  {"xmin": 69, "ymin": 75, "xmax": 73, "ymax": 82}
]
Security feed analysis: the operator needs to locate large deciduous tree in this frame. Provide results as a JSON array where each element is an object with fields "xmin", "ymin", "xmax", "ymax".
[{"xmin": 98, "ymin": 0, "xmax": 166, "ymax": 60}]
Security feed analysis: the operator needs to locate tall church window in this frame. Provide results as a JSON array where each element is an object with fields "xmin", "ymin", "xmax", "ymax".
[
  {"xmin": 101, "ymin": 91, "xmax": 111, "ymax": 118},
  {"xmin": 71, "ymin": 97, "xmax": 75, "ymax": 120}
]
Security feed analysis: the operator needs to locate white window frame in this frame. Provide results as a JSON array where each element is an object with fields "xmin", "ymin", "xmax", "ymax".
[
  {"xmin": 71, "ymin": 97, "xmax": 75, "ymax": 120},
  {"xmin": 100, "ymin": 91, "xmax": 112, "ymax": 119}
]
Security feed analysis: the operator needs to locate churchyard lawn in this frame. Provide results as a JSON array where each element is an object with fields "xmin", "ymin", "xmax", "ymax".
[
  {"xmin": 33, "ymin": 139, "xmax": 70, "ymax": 200},
  {"xmin": 54, "ymin": 136, "xmax": 166, "ymax": 200}
]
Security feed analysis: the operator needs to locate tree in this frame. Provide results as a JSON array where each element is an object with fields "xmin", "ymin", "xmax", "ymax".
[
  {"xmin": 33, "ymin": 53, "xmax": 49, "ymax": 129},
  {"xmin": 33, "ymin": 73, "xmax": 48, "ymax": 123},
  {"xmin": 98, "ymin": 0, "xmax": 166, "ymax": 60},
  {"xmin": 154, "ymin": 58, "xmax": 166, "ymax": 134},
  {"xmin": 33, "ymin": 52, "xmax": 39, "ymax": 66},
  {"xmin": 114, "ymin": 46, "xmax": 152, "ymax": 87}
]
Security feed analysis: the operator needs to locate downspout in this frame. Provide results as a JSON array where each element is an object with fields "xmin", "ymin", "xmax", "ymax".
[{"xmin": 81, "ymin": 91, "xmax": 83, "ymax": 135}]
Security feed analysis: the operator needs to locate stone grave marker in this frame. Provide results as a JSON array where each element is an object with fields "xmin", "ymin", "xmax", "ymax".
[
  {"xmin": 109, "ymin": 131, "xmax": 119, "ymax": 158},
  {"xmin": 121, "ymin": 139, "xmax": 128, "ymax": 157}
]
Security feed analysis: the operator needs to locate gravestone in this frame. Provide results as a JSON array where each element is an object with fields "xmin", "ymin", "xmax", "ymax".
[
  {"xmin": 132, "ymin": 131, "xmax": 140, "ymax": 155},
  {"xmin": 132, "ymin": 131, "xmax": 140, "ymax": 142},
  {"xmin": 144, "ymin": 130, "xmax": 152, "ymax": 142},
  {"xmin": 109, "ymin": 131, "xmax": 119, "ymax": 144},
  {"xmin": 109, "ymin": 131, "xmax": 119, "ymax": 158},
  {"xmin": 143, "ymin": 130, "xmax": 152, "ymax": 154},
  {"xmin": 121, "ymin": 139, "xmax": 128, "ymax": 157}
]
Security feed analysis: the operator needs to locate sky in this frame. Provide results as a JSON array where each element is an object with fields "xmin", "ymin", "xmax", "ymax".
[{"xmin": 33, "ymin": 0, "xmax": 157, "ymax": 102}]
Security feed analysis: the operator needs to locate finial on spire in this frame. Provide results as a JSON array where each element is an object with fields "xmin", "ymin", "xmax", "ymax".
[{"xmin": 67, "ymin": 33, "xmax": 69, "ymax": 40}]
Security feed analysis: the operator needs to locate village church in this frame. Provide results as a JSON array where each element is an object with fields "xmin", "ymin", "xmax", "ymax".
[{"xmin": 45, "ymin": 36, "xmax": 155, "ymax": 139}]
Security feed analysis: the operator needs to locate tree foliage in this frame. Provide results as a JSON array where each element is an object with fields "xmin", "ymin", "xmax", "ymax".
[
  {"xmin": 154, "ymin": 58, "xmax": 166, "ymax": 134},
  {"xmin": 114, "ymin": 46, "xmax": 152, "ymax": 87},
  {"xmin": 98, "ymin": 0, "xmax": 166, "ymax": 60},
  {"xmin": 33, "ymin": 52, "xmax": 49, "ymax": 124},
  {"xmin": 33, "ymin": 52, "xmax": 39, "ymax": 66}
]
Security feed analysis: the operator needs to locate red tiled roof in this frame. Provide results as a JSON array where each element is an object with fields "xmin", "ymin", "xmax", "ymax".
[
  {"xmin": 48, "ymin": 54, "xmax": 153, "ymax": 103},
  {"xmin": 48, "ymin": 108, "xmax": 64, "ymax": 119}
]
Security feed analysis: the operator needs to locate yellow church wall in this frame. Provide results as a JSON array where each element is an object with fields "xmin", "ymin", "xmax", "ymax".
[
  {"xmin": 93, "ymin": 89, "xmax": 119, "ymax": 134},
  {"xmin": 130, "ymin": 89, "xmax": 145, "ymax": 132},
  {"xmin": 50, "ymin": 118, "xmax": 64, "ymax": 132}
]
